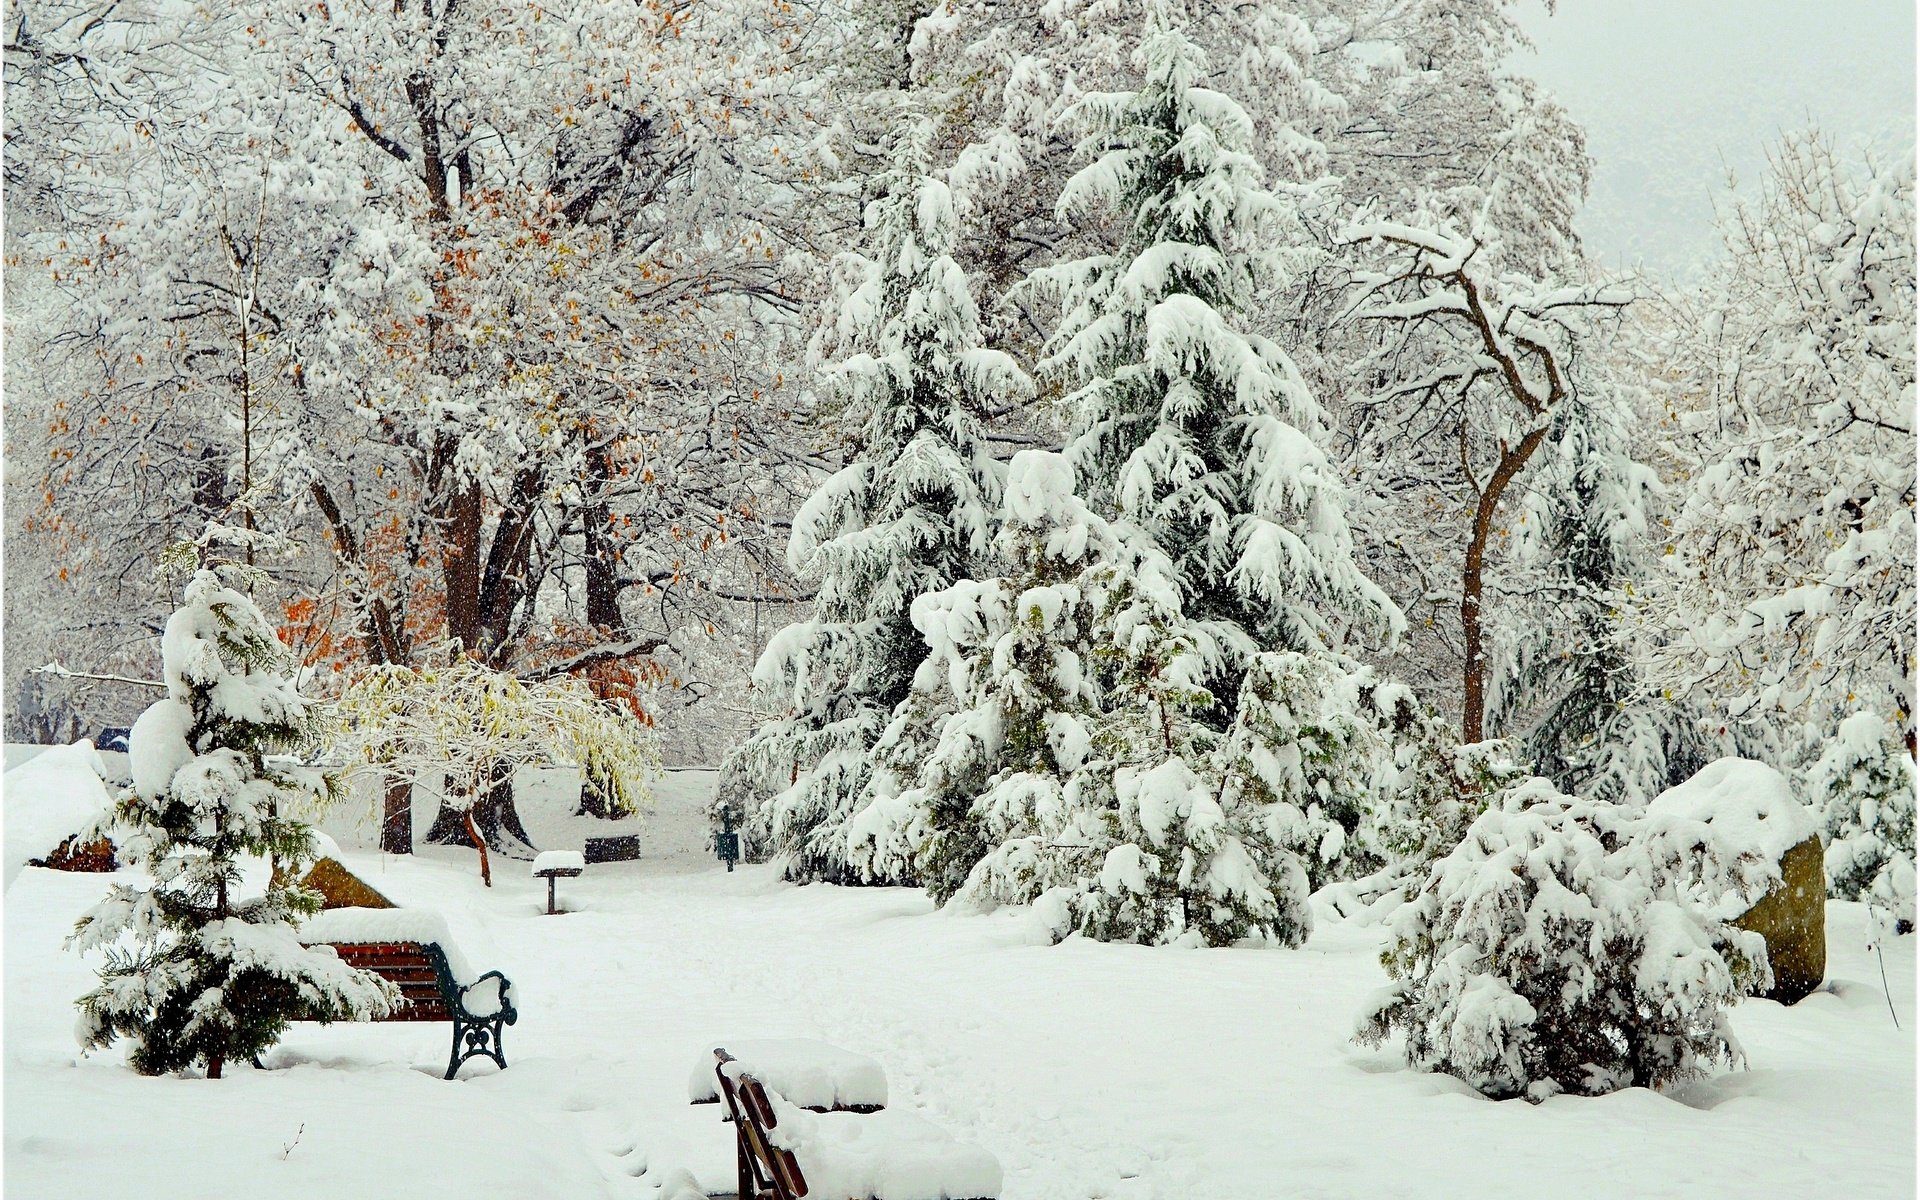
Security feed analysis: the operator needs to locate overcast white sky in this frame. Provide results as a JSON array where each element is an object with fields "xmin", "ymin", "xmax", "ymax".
[{"xmin": 1513, "ymin": 0, "xmax": 1915, "ymax": 279}]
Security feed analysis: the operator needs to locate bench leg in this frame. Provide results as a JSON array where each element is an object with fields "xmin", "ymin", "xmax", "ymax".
[
  {"xmin": 738, "ymin": 1126, "xmax": 754, "ymax": 1199},
  {"xmin": 446, "ymin": 1015, "xmax": 509, "ymax": 1080}
]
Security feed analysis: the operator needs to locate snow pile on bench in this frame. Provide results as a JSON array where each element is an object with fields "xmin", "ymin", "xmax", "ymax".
[
  {"xmin": 764, "ymin": 1092, "xmax": 1002, "ymax": 1200},
  {"xmin": 531, "ymin": 849, "xmax": 586, "ymax": 874},
  {"xmin": 690, "ymin": 1039, "xmax": 888, "ymax": 1110},
  {"xmin": 296, "ymin": 907, "xmax": 479, "ymax": 987},
  {"xmin": 3, "ymin": 740, "xmax": 117, "ymax": 890}
]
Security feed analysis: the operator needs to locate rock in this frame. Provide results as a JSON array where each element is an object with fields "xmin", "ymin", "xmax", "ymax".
[
  {"xmin": 1647, "ymin": 758, "xmax": 1827, "ymax": 1005},
  {"xmin": 1732, "ymin": 834, "xmax": 1827, "ymax": 1005},
  {"xmin": 302, "ymin": 856, "xmax": 398, "ymax": 910}
]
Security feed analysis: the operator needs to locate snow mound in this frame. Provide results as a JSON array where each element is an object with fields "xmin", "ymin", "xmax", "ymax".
[
  {"xmin": 1003, "ymin": 450, "xmax": 1074, "ymax": 527},
  {"xmin": 531, "ymin": 849, "xmax": 586, "ymax": 874},
  {"xmin": 3, "ymin": 740, "xmax": 117, "ymax": 890},
  {"xmin": 764, "ymin": 1093, "xmax": 1002, "ymax": 1200},
  {"xmin": 690, "ymin": 1039, "xmax": 888, "ymax": 1110},
  {"xmin": 128, "ymin": 696, "xmax": 195, "ymax": 801}
]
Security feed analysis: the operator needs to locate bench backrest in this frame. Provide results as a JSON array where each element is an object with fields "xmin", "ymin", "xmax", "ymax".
[
  {"xmin": 715, "ymin": 1048, "xmax": 809, "ymax": 1200},
  {"xmin": 328, "ymin": 941, "xmax": 455, "ymax": 1022}
]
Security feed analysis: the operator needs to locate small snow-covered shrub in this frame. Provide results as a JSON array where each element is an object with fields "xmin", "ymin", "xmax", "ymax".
[
  {"xmin": 1217, "ymin": 651, "xmax": 1380, "ymax": 893},
  {"xmin": 1810, "ymin": 712, "xmax": 1915, "ymax": 932},
  {"xmin": 1358, "ymin": 776, "xmax": 1774, "ymax": 1102},
  {"xmin": 71, "ymin": 569, "xmax": 396, "ymax": 1077}
]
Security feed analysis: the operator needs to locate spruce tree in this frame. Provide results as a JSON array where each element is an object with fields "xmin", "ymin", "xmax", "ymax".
[
  {"xmin": 69, "ymin": 568, "xmax": 394, "ymax": 1077},
  {"xmin": 1492, "ymin": 385, "xmax": 1707, "ymax": 805},
  {"xmin": 723, "ymin": 122, "xmax": 1031, "ymax": 883},
  {"xmin": 1023, "ymin": 6, "xmax": 1397, "ymax": 712},
  {"xmin": 850, "ymin": 451, "xmax": 1113, "ymax": 905},
  {"xmin": 858, "ymin": 452, "xmax": 1318, "ymax": 946}
]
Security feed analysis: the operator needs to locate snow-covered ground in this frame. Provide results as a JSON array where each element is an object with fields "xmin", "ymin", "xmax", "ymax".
[{"xmin": 5, "ymin": 756, "xmax": 1914, "ymax": 1198}]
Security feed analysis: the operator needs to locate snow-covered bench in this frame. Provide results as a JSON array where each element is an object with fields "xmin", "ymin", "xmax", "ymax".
[
  {"xmin": 297, "ymin": 908, "xmax": 517, "ymax": 1080},
  {"xmin": 712, "ymin": 1047, "xmax": 1001, "ymax": 1200},
  {"xmin": 690, "ymin": 1038, "xmax": 888, "ymax": 1113}
]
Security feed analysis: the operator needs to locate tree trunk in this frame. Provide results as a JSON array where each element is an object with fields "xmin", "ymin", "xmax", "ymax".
[
  {"xmin": 464, "ymin": 810, "xmax": 492, "ymax": 887},
  {"xmin": 577, "ymin": 769, "xmax": 615, "ymax": 819},
  {"xmin": 380, "ymin": 775, "xmax": 412, "ymax": 854},
  {"xmin": 443, "ymin": 482, "xmax": 484, "ymax": 653},
  {"xmin": 210, "ymin": 869, "xmax": 228, "ymax": 1079},
  {"xmin": 472, "ymin": 762, "xmax": 536, "ymax": 855},
  {"xmin": 424, "ymin": 762, "xmax": 535, "ymax": 856},
  {"xmin": 583, "ymin": 442, "xmax": 624, "ymax": 632},
  {"xmin": 1460, "ymin": 429, "xmax": 1550, "ymax": 745}
]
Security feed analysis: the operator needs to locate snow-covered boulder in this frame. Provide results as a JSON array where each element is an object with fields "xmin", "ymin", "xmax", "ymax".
[
  {"xmin": 3, "ymin": 740, "xmax": 118, "ymax": 890},
  {"xmin": 1646, "ymin": 758, "xmax": 1825, "ymax": 1003}
]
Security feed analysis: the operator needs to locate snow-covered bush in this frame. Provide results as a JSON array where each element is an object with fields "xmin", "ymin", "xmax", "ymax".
[
  {"xmin": 1031, "ymin": 530, "xmax": 1318, "ymax": 948},
  {"xmin": 1314, "ymin": 681, "xmax": 1530, "ymax": 922},
  {"xmin": 70, "ymin": 569, "xmax": 396, "ymax": 1077},
  {"xmin": 1810, "ymin": 712, "xmax": 1916, "ymax": 932},
  {"xmin": 854, "ymin": 452, "xmax": 1326, "ymax": 947},
  {"xmin": 1213, "ymin": 651, "xmax": 1384, "ymax": 893},
  {"xmin": 1358, "ymin": 773, "xmax": 1777, "ymax": 1101}
]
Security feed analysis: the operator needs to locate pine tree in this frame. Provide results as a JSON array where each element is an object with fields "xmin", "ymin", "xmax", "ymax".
[
  {"xmin": 850, "ymin": 450, "xmax": 1112, "ymax": 905},
  {"xmin": 1492, "ymin": 384, "xmax": 1709, "ymax": 805},
  {"xmin": 69, "ymin": 567, "xmax": 394, "ymax": 1077},
  {"xmin": 1023, "ymin": 6, "xmax": 1398, "ymax": 711},
  {"xmin": 723, "ymin": 122, "xmax": 1032, "ymax": 883},
  {"xmin": 1079, "ymin": 598, "xmax": 1312, "ymax": 946}
]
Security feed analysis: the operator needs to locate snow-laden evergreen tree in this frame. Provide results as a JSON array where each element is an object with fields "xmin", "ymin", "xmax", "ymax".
[
  {"xmin": 1213, "ymin": 650, "xmax": 1383, "ymax": 894},
  {"xmin": 69, "ymin": 567, "xmax": 394, "ymax": 1077},
  {"xmin": 849, "ymin": 451, "xmax": 1113, "ymax": 904},
  {"xmin": 722, "ymin": 122, "xmax": 1032, "ymax": 883},
  {"xmin": 1491, "ymin": 383, "xmax": 1709, "ymax": 805},
  {"xmin": 1810, "ymin": 712, "xmax": 1916, "ymax": 932},
  {"xmin": 1359, "ymin": 775, "xmax": 1779, "ymax": 1101},
  {"xmin": 1023, "ymin": 5, "xmax": 1399, "ymax": 707},
  {"xmin": 1063, "ymin": 530, "xmax": 1315, "ymax": 947},
  {"xmin": 853, "ymin": 450, "xmax": 1324, "ymax": 946}
]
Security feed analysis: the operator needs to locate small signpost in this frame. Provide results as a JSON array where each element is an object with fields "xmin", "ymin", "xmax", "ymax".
[
  {"xmin": 530, "ymin": 850, "xmax": 586, "ymax": 914},
  {"xmin": 716, "ymin": 813, "xmax": 740, "ymax": 873}
]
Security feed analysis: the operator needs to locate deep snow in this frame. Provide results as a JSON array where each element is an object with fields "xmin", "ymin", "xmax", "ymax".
[{"xmin": 4, "ymin": 753, "xmax": 1914, "ymax": 1198}]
